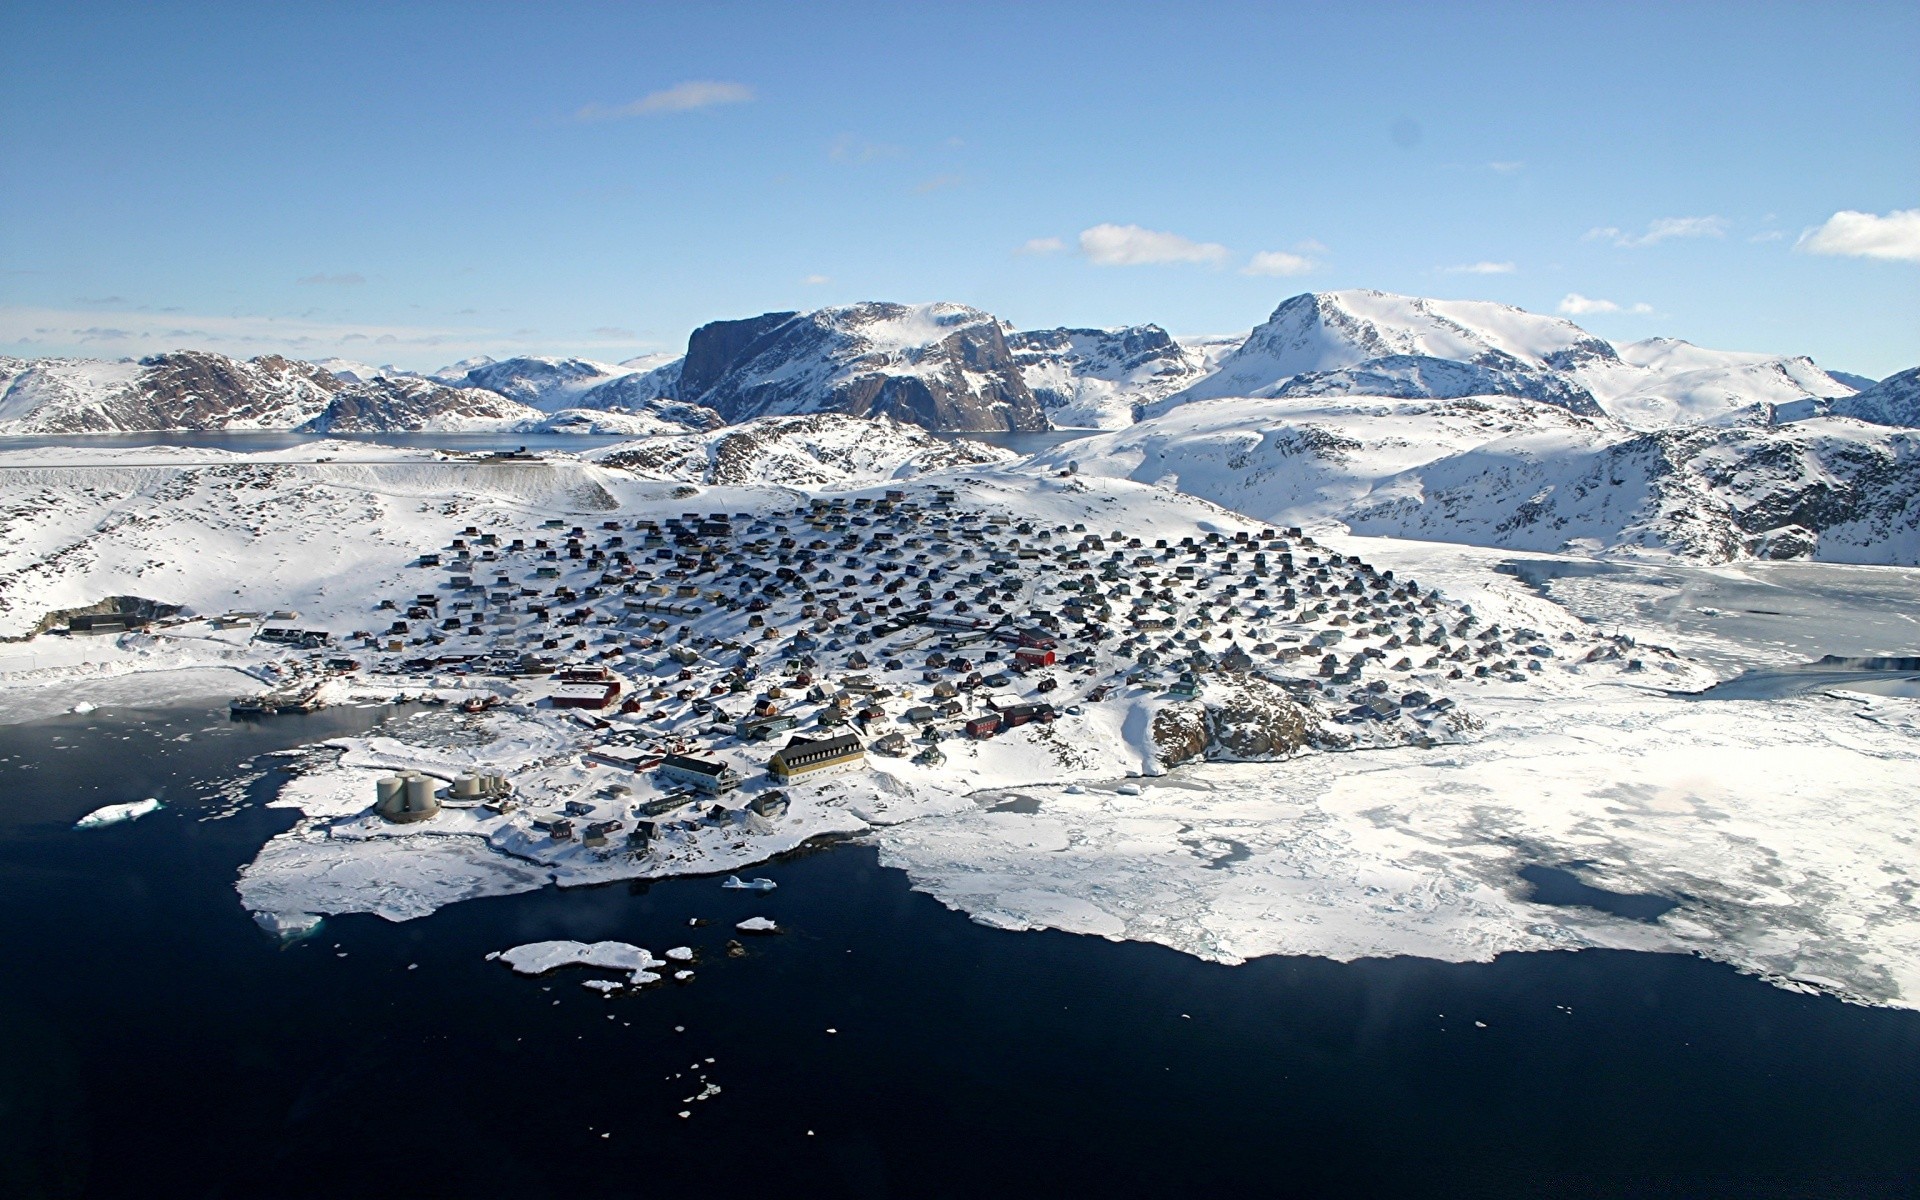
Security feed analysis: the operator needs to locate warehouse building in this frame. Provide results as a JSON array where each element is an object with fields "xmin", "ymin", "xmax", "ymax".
[{"xmin": 767, "ymin": 733, "xmax": 866, "ymax": 782}]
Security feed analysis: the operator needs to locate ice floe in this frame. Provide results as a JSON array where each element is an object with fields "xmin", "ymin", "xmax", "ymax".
[{"xmin": 74, "ymin": 798, "xmax": 163, "ymax": 829}]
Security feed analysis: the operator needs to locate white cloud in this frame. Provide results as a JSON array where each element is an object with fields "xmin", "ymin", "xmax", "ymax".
[
  {"xmin": 1796, "ymin": 208, "xmax": 1920, "ymax": 264},
  {"xmin": 913, "ymin": 173, "xmax": 964, "ymax": 194},
  {"xmin": 1487, "ymin": 161, "xmax": 1525, "ymax": 174},
  {"xmin": 574, "ymin": 81, "xmax": 755, "ymax": 122},
  {"xmin": 1558, "ymin": 293, "xmax": 1619, "ymax": 315},
  {"xmin": 1078, "ymin": 223, "xmax": 1228, "ymax": 267},
  {"xmin": 1241, "ymin": 250, "xmax": 1317, "ymax": 277},
  {"xmin": 1016, "ymin": 237, "xmax": 1066, "ymax": 256},
  {"xmin": 1442, "ymin": 261, "xmax": 1516, "ymax": 275},
  {"xmin": 1584, "ymin": 216, "xmax": 1727, "ymax": 247},
  {"xmin": 1749, "ymin": 230, "xmax": 1786, "ymax": 243},
  {"xmin": 801, "ymin": 274, "xmax": 831, "ymax": 285}
]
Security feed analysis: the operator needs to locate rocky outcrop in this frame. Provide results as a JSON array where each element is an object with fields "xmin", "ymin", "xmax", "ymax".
[
  {"xmin": 1150, "ymin": 682, "xmax": 1316, "ymax": 768},
  {"xmin": 1205, "ymin": 678, "xmax": 1313, "ymax": 759},
  {"xmin": 1150, "ymin": 704, "xmax": 1210, "ymax": 767}
]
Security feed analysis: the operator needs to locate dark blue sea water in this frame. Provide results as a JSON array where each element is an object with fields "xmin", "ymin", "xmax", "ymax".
[{"xmin": 3, "ymin": 703, "xmax": 1917, "ymax": 1199}]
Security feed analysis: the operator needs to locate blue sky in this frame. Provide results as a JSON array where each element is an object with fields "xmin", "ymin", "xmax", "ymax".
[{"xmin": 2, "ymin": 1, "xmax": 1915, "ymax": 376}]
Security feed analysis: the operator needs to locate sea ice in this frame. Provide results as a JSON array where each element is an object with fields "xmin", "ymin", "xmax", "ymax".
[
  {"xmin": 74, "ymin": 798, "xmax": 162, "ymax": 829},
  {"xmin": 735, "ymin": 917, "xmax": 779, "ymax": 933},
  {"xmin": 496, "ymin": 940, "xmax": 662, "ymax": 976}
]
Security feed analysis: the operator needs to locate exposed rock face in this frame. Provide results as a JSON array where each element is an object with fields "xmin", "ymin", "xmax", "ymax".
[
  {"xmin": 1151, "ymin": 684, "xmax": 1317, "ymax": 767},
  {"xmin": 666, "ymin": 303, "xmax": 1049, "ymax": 433},
  {"xmin": 678, "ymin": 312, "xmax": 797, "ymax": 401},
  {"xmin": 1205, "ymin": 679, "xmax": 1313, "ymax": 759},
  {"xmin": 1150, "ymin": 703, "xmax": 1210, "ymax": 768},
  {"xmin": 596, "ymin": 412, "xmax": 1014, "ymax": 487},
  {"xmin": 1831, "ymin": 367, "xmax": 1920, "ymax": 428}
]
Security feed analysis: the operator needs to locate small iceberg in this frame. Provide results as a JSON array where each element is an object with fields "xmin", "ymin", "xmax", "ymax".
[
  {"xmin": 736, "ymin": 916, "xmax": 780, "ymax": 934},
  {"xmin": 496, "ymin": 940, "xmax": 663, "ymax": 984},
  {"xmin": 253, "ymin": 911, "xmax": 324, "ymax": 942},
  {"xmin": 75, "ymin": 798, "xmax": 163, "ymax": 830},
  {"xmin": 722, "ymin": 875, "xmax": 777, "ymax": 891}
]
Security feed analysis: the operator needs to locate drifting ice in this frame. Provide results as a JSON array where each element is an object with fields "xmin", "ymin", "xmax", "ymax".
[
  {"xmin": 74, "ymin": 798, "xmax": 162, "ymax": 829},
  {"xmin": 496, "ymin": 940, "xmax": 662, "ymax": 977},
  {"xmin": 722, "ymin": 875, "xmax": 777, "ymax": 891}
]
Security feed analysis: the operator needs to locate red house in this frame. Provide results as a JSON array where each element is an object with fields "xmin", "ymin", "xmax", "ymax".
[
  {"xmin": 964, "ymin": 715, "xmax": 1001, "ymax": 739},
  {"xmin": 1014, "ymin": 646, "xmax": 1056, "ymax": 669}
]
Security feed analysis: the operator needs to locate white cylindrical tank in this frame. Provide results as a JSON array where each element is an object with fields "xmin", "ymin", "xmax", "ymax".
[
  {"xmin": 404, "ymin": 775, "xmax": 434, "ymax": 809},
  {"xmin": 452, "ymin": 774, "xmax": 482, "ymax": 799},
  {"xmin": 376, "ymin": 776, "xmax": 405, "ymax": 808}
]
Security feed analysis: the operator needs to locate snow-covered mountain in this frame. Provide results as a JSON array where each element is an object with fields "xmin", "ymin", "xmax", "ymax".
[
  {"xmin": 594, "ymin": 412, "xmax": 1013, "ymax": 487},
  {"xmin": 1164, "ymin": 290, "xmax": 1618, "ymax": 417},
  {"xmin": 1581, "ymin": 338, "xmax": 1862, "ymax": 429},
  {"xmin": 437, "ymin": 355, "xmax": 626, "ymax": 411},
  {"xmin": 0, "ymin": 350, "xmax": 716, "ymax": 436},
  {"xmin": 660, "ymin": 302, "xmax": 1048, "ymax": 432},
  {"xmin": 298, "ymin": 376, "xmax": 544, "ymax": 433},
  {"xmin": 1008, "ymin": 324, "xmax": 1217, "ymax": 429},
  {"xmin": 1830, "ymin": 367, "xmax": 1920, "ymax": 428},
  {"xmin": 0, "ymin": 352, "xmax": 342, "ymax": 433},
  {"xmin": 1, "ymin": 291, "xmax": 1904, "ymax": 450},
  {"xmin": 1035, "ymin": 392, "xmax": 1920, "ymax": 565},
  {"xmin": 1154, "ymin": 290, "xmax": 1867, "ymax": 431}
]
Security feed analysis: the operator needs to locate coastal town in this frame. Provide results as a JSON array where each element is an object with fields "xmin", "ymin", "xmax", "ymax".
[{"xmin": 49, "ymin": 468, "xmax": 1647, "ymax": 925}]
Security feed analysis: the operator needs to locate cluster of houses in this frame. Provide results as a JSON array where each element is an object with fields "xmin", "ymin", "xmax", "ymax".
[{"xmin": 304, "ymin": 480, "xmax": 1630, "ymax": 846}]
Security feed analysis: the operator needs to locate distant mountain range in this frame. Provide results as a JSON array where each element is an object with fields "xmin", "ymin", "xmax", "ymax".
[{"xmin": 4, "ymin": 290, "xmax": 1908, "ymax": 438}]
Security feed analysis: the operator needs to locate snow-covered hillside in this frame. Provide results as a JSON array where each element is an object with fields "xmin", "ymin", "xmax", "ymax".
[
  {"xmin": 1831, "ymin": 367, "xmax": 1920, "ymax": 428},
  {"xmin": 1009, "ymin": 324, "xmax": 1215, "ymax": 429},
  {"xmin": 0, "ymin": 415, "xmax": 985, "ymax": 639},
  {"xmin": 594, "ymin": 413, "xmax": 1013, "ymax": 487},
  {"xmin": 1034, "ymin": 394, "xmax": 1920, "ymax": 565}
]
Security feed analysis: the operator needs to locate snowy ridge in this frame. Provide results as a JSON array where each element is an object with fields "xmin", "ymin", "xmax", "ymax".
[
  {"xmin": 1035, "ymin": 394, "xmax": 1920, "ymax": 566},
  {"xmin": 1831, "ymin": 367, "xmax": 1920, "ymax": 428}
]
